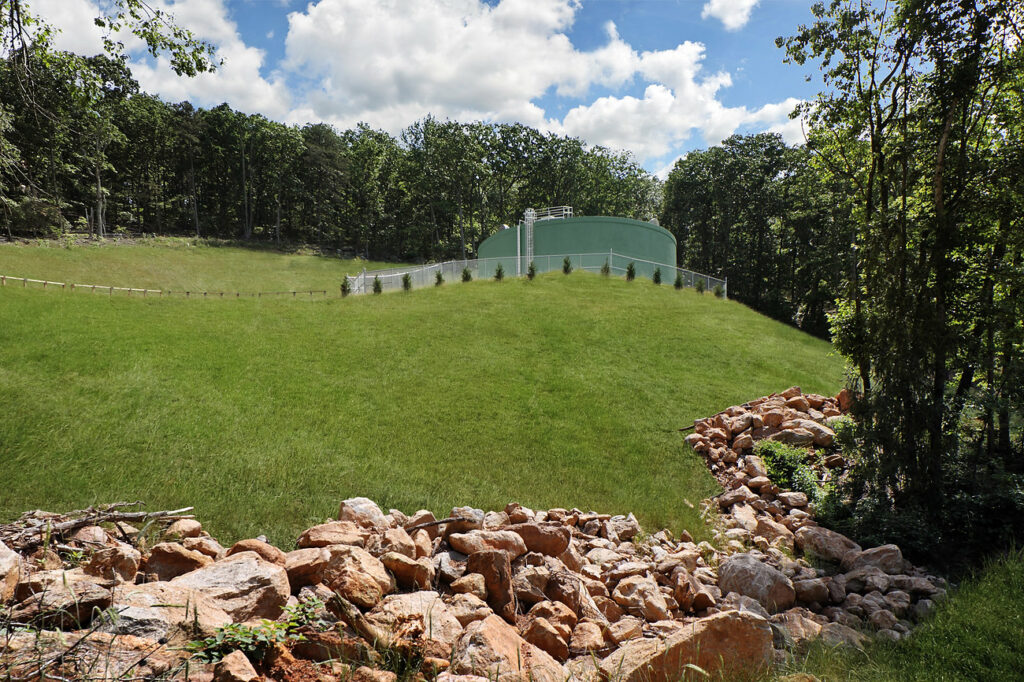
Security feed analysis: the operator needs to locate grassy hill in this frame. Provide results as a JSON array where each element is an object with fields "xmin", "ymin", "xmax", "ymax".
[
  {"xmin": 0, "ymin": 242, "xmax": 844, "ymax": 546},
  {"xmin": 0, "ymin": 238, "xmax": 392, "ymax": 292}
]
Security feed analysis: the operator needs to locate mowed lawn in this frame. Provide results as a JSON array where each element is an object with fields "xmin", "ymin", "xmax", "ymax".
[
  {"xmin": 0, "ymin": 239, "xmax": 392, "ymax": 292},
  {"xmin": 0, "ymin": 251, "xmax": 843, "ymax": 546}
]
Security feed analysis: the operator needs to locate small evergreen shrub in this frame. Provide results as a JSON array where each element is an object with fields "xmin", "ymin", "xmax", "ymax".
[
  {"xmin": 340, "ymin": 278, "xmax": 351, "ymax": 297},
  {"xmin": 713, "ymin": 283, "xmax": 725, "ymax": 298},
  {"xmin": 562, "ymin": 256, "xmax": 573, "ymax": 274},
  {"xmin": 527, "ymin": 261, "xmax": 536, "ymax": 280},
  {"xmin": 461, "ymin": 267, "xmax": 472, "ymax": 282},
  {"xmin": 401, "ymin": 273, "xmax": 412, "ymax": 291},
  {"xmin": 435, "ymin": 270, "xmax": 444, "ymax": 286},
  {"xmin": 694, "ymin": 278, "xmax": 705, "ymax": 294},
  {"xmin": 652, "ymin": 267, "xmax": 662, "ymax": 285},
  {"xmin": 494, "ymin": 263, "xmax": 504, "ymax": 281},
  {"xmin": 673, "ymin": 272, "xmax": 683, "ymax": 289},
  {"xmin": 601, "ymin": 260, "xmax": 611, "ymax": 277},
  {"xmin": 625, "ymin": 262, "xmax": 636, "ymax": 281},
  {"xmin": 372, "ymin": 276, "xmax": 382, "ymax": 294}
]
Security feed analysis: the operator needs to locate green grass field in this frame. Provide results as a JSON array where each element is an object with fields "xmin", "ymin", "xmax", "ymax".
[
  {"xmin": 0, "ymin": 238, "xmax": 392, "ymax": 292},
  {"xmin": 0, "ymin": 242, "xmax": 843, "ymax": 547}
]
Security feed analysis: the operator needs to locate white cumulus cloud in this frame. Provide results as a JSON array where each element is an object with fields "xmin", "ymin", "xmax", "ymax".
[{"xmin": 701, "ymin": 0, "xmax": 760, "ymax": 31}]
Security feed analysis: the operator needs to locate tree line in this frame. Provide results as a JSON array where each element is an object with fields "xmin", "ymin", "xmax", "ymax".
[{"xmin": 0, "ymin": 52, "xmax": 658, "ymax": 262}]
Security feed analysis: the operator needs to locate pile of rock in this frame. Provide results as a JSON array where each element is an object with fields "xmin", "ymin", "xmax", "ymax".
[
  {"xmin": 684, "ymin": 386, "xmax": 946, "ymax": 647},
  {"xmin": 0, "ymin": 387, "xmax": 946, "ymax": 681}
]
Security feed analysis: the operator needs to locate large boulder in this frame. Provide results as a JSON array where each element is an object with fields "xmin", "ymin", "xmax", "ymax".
[
  {"xmin": 718, "ymin": 554, "xmax": 795, "ymax": 612},
  {"xmin": 170, "ymin": 551, "xmax": 289, "ymax": 622},
  {"xmin": 451, "ymin": 614, "xmax": 565, "ymax": 682},
  {"xmin": 842, "ymin": 544, "xmax": 906, "ymax": 575},
  {"xmin": 297, "ymin": 521, "xmax": 369, "ymax": 548},
  {"xmin": 466, "ymin": 549, "xmax": 515, "ymax": 622},
  {"xmin": 598, "ymin": 610, "xmax": 772, "ymax": 682},
  {"xmin": 103, "ymin": 582, "xmax": 232, "ymax": 643},
  {"xmin": 1, "ymin": 540, "xmax": 21, "ymax": 602},
  {"xmin": 338, "ymin": 497, "xmax": 390, "ymax": 530},
  {"xmin": 146, "ymin": 542, "xmax": 213, "ymax": 581},
  {"xmin": 365, "ymin": 591, "xmax": 464, "ymax": 657},
  {"xmin": 795, "ymin": 526, "xmax": 861, "ymax": 564},
  {"xmin": 448, "ymin": 531, "xmax": 527, "ymax": 559},
  {"xmin": 509, "ymin": 524, "xmax": 570, "ymax": 557}
]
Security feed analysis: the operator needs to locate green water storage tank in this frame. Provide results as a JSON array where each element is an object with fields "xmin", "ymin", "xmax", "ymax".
[{"xmin": 476, "ymin": 216, "xmax": 676, "ymax": 278}]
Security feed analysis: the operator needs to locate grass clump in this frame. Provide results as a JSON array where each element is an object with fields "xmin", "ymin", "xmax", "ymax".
[
  {"xmin": 625, "ymin": 262, "xmax": 635, "ymax": 281},
  {"xmin": 461, "ymin": 267, "xmax": 472, "ymax": 282},
  {"xmin": 713, "ymin": 283, "xmax": 725, "ymax": 298},
  {"xmin": 494, "ymin": 263, "xmax": 504, "ymax": 281},
  {"xmin": 562, "ymin": 256, "xmax": 572, "ymax": 274},
  {"xmin": 435, "ymin": 270, "xmax": 443, "ymax": 286},
  {"xmin": 601, "ymin": 260, "xmax": 610, "ymax": 277},
  {"xmin": 340, "ymin": 278, "xmax": 351, "ymax": 297},
  {"xmin": 401, "ymin": 273, "xmax": 412, "ymax": 291},
  {"xmin": 695, "ymin": 278, "xmax": 706, "ymax": 294},
  {"xmin": 372, "ymin": 276, "xmax": 382, "ymax": 294},
  {"xmin": 527, "ymin": 261, "xmax": 536, "ymax": 280}
]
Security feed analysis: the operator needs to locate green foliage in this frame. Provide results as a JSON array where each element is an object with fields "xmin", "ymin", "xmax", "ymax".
[
  {"xmin": 0, "ymin": 251, "xmax": 843, "ymax": 545},
  {"xmin": 625, "ymin": 262, "xmax": 635, "ymax": 281},
  {"xmin": 435, "ymin": 270, "xmax": 443, "ymax": 286},
  {"xmin": 461, "ymin": 267, "xmax": 472, "ymax": 283},
  {"xmin": 674, "ymin": 271, "xmax": 683, "ymax": 290},
  {"xmin": 562, "ymin": 256, "xmax": 572, "ymax": 275},
  {"xmin": 652, "ymin": 267, "xmax": 661, "ymax": 285},
  {"xmin": 187, "ymin": 598, "xmax": 326, "ymax": 663},
  {"xmin": 601, "ymin": 260, "xmax": 610, "ymax": 277},
  {"xmin": 754, "ymin": 440, "xmax": 827, "ymax": 503},
  {"xmin": 694, "ymin": 278, "xmax": 705, "ymax": 294},
  {"xmin": 340, "ymin": 278, "xmax": 351, "ymax": 297},
  {"xmin": 401, "ymin": 273, "xmax": 412, "ymax": 291},
  {"xmin": 494, "ymin": 263, "xmax": 504, "ymax": 281},
  {"xmin": 712, "ymin": 283, "xmax": 724, "ymax": 298},
  {"xmin": 527, "ymin": 261, "xmax": 536, "ymax": 280},
  {"xmin": 372, "ymin": 276, "xmax": 382, "ymax": 294}
]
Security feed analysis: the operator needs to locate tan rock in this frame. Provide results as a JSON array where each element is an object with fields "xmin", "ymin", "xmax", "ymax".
[
  {"xmin": 836, "ymin": 388, "xmax": 854, "ymax": 412},
  {"xmin": 451, "ymin": 614, "xmax": 566, "ymax": 682},
  {"xmin": 608, "ymin": 616, "xmax": 643, "ymax": 644},
  {"xmin": 369, "ymin": 527, "xmax": 417, "ymax": 559},
  {"xmin": 718, "ymin": 554, "xmax": 795, "ymax": 612},
  {"xmin": 778, "ymin": 491, "xmax": 809, "ymax": 508},
  {"xmin": 770, "ymin": 428, "xmax": 815, "ymax": 447},
  {"xmin": 170, "ymin": 551, "xmax": 290, "ymax": 622},
  {"xmin": 83, "ymin": 544, "xmax": 141, "ymax": 582},
  {"xmin": 146, "ymin": 542, "xmax": 213, "ymax": 581},
  {"xmin": 771, "ymin": 610, "xmax": 823, "ymax": 649},
  {"xmin": 323, "ymin": 545, "xmax": 395, "ymax": 597},
  {"xmin": 598, "ymin": 610, "xmax": 772, "ymax": 682},
  {"xmin": 522, "ymin": 616, "xmax": 569, "ymax": 661},
  {"xmin": 284, "ymin": 547, "xmax": 329, "ymax": 589},
  {"xmin": 165, "ymin": 519, "xmax": 203, "ymax": 539},
  {"xmin": 405, "ymin": 509, "xmax": 439, "ymax": 539},
  {"xmin": 513, "ymin": 565, "xmax": 550, "ymax": 604},
  {"xmin": 592, "ymin": 595, "xmax": 625, "ymax": 622},
  {"xmin": 756, "ymin": 516, "xmax": 795, "ymax": 549},
  {"xmin": 2, "ymin": 630, "xmax": 187, "ymax": 680},
  {"xmin": 226, "ymin": 539, "xmax": 286, "ymax": 566},
  {"xmin": 466, "ymin": 549, "xmax": 515, "ymax": 622},
  {"xmin": 338, "ymin": 497, "xmax": 389, "ymax": 529},
  {"xmin": 297, "ymin": 521, "xmax": 369, "ymax": 548},
  {"xmin": 183, "ymin": 536, "xmax": 226, "ymax": 559},
  {"xmin": 0, "ymin": 540, "xmax": 20, "ymax": 602},
  {"xmin": 568, "ymin": 620, "xmax": 607, "ymax": 654},
  {"xmin": 451, "ymin": 572, "xmax": 487, "ymax": 600},
  {"xmin": 718, "ymin": 485, "xmax": 758, "ymax": 509},
  {"xmin": 449, "ymin": 531, "xmax": 527, "ymax": 559},
  {"xmin": 447, "ymin": 592, "xmax": 493, "ymax": 627},
  {"xmin": 820, "ymin": 622, "xmax": 868, "ymax": 648},
  {"xmin": 611, "ymin": 575, "xmax": 670, "ymax": 621},
  {"xmin": 104, "ymin": 582, "xmax": 231, "ymax": 643},
  {"xmin": 795, "ymin": 526, "xmax": 861, "ymax": 564},
  {"xmin": 842, "ymin": 544, "xmax": 905, "ymax": 575},
  {"xmin": 381, "ymin": 552, "xmax": 434, "ymax": 590},
  {"xmin": 10, "ymin": 579, "xmax": 111, "ymax": 628},
  {"xmin": 793, "ymin": 578, "xmax": 830, "ymax": 605},
  {"xmin": 509, "ymin": 523, "xmax": 571, "ymax": 556},
  {"xmin": 213, "ymin": 649, "xmax": 258, "ymax": 682},
  {"xmin": 732, "ymin": 433, "xmax": 755, "ymax": 450},
  {"xmin": 366, "ymin": 591, "xmax": 464, "ymax": 656},
  {"xmin": 529, "ymin": 600, "xmax": 578, "ymax": 635},
  {"xmin": 351, "ymin": 666, "xmax": 398, "ymax": 682}
]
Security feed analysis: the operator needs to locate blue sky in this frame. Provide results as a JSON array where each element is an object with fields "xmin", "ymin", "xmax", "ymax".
[{"xmin": 34, "ymin": 0, "xmax": 821, "ymax": 175}]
